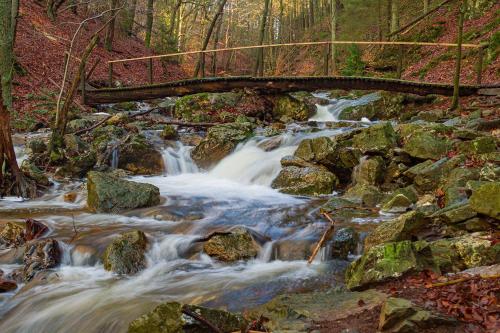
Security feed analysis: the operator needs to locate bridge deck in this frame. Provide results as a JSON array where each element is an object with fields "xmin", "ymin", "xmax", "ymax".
[{"xmin": 84, "ymin": 76, "xmax": 498, "ymax": 105}]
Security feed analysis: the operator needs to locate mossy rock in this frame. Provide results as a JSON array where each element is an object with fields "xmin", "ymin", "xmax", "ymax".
[
  {"xmin": 191, "ymin": 122, "xmax": 254, "ymax": 169},
  {"xmin": 353, "ymin": 156, "xmax": 385, "ymax": 186},
  {"xmin": 174, "ymin": 92, "xmax": 242, "ymax": 123},
  {"xmin": 21, "ymin": 160, "xmax": 50, "ymax": 186},
  {"xmin": 352, "ymin": 122, "xmax": 398, "ymax": 155},
  {"xmin": 469, "ymin": 182, "xmax": 500, "ymax": 219},
  {"xmin": 102, "ymin": 230, "xmax": 148, "ymax": 275},
  {"xmin": 331, "ymin": 227, "xmax": 360, "ymax": 259},
  {"xmin": 27, "ymin": 139, "xmax": 47, "ymax": 154},
  {"xmin": 364, "ymin": 211, "xmax": 428, "ymax": 250},
  {"xmin": 402, "ymin": 130, "xmax": 452, "ymax": 160},
  {"xmin": 272, "ymin": 94, "xmax": 316, "ymax": 122},
  {"xmin": 160, "ymin": 125, "xmax": 178, "ymax": 140},
  {"xmin": 118, "ymin": 135, "xmax": 164, "ymax": 175},
  {"xmin": 203, "ymin": 228, "xmax": 260, "ymax": 262},
  {"xmin": 271, "ymin": 165, "xmax": 338, "ymax": 196},
  {"xmin": 0, "ymin": 222, "xmax": 25, "ymax": 249},
  {"xmin": 343, "ymin": 184, "xmax": 385, "ymax": 207},
  {"xmin": 456, "ymin": 136, "xmax": 497, "ymax": 156},
  {"xmin": 87, "ymin": 171, "xmax": 160, "ymax": 213},
  {"xmin": 66, "ymin": 118, "xmax": 93, "ymax": 133}
]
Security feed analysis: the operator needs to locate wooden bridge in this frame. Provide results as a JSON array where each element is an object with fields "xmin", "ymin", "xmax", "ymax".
[{"xmin": 82, "ymin": 40, "xmax": 498, "ymax": 105}]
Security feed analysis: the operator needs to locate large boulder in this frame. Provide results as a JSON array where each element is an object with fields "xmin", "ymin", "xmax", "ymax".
[
  {"xmin": 364, "ymin": 211, "xmax": 428, "ymax": 249},
  {"xmin": 203, "ymin": 228, "xmax": 260, "ymax": 262},
  {"xmin": 0, "ymin": 219, "xmax": 48, "ymax": 250},
  {"xmin": 469, "ymin": 182, "xmax": 500, "ymax": 219},
  {"xmin": 352, "ymin": 156, "xmax": 385, "ymax": 185},
  {"xmin": 352, "ymin": 122, "xmax": 398, "ymax": 155},
  {"xmin": 345, "ymin": 240, "xmax": 434, "ymax": 290},
  {"xmin": 21, "ymin": 160, "xmax": 50, "ymax": 186},
  {"xmin": 343, "ymin": 183, "xmax": 385, "ymax": 207},
  {"xmin": 128, "ymin": 302, "xmax": 248, "ymax": 333},
  {"xmin": 23, "ymin": 238, "xmax": 61, "ymax": 281},
  {"xmin": 271, "ymin": 94, "xmax": 316, "ymax": 122},
  {"xmin": 406, "ymin": 155, "xmax": 466, "ymax": 193},
  {"xmin": 271, "ymin": 164, "xmax": 338, "ymax": 196},
  {"xmin": 174, "ymin": 92, "xmax": 242, "ymax": 122},
  {"xmin": 102, "ymin": 230, "xmax": 149, "ymax": 275},
  {"xmin": 118, "ymin": 135, "xmax": 164, "ymax": 175},
  {"xmin": 456, "ymin": 136, "xmax": 497, "ymax": 156},
  {"xmin": 402, "ymin": 130, "xmax": 452, "ymax": 160},
  {"xmin": 191, "ymin": 122, "xmax": 254, "ymax": 169},
  {"xmin": 378, "ymin": 297, "xmax": 456, "ymax": 332},
  {"xmin": 431, "ymin": 201, "xmax": 477, "ymax": 225},
  {"xmin": 87, "ymin": 171, "xmax": 160, "ymax": 213}
]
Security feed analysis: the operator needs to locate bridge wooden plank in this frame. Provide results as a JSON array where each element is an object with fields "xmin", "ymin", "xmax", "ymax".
[{"xmin": 84, "ymin": 76, "xmax": 493, "ymax": 105}]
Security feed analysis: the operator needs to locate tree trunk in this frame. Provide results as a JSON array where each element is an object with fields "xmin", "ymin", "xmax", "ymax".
[
  {"xmin": 211, "ymin": 12, "xmax": 224, "ymax": 76},
  {"xmin": 194, "ymin": 0, "xmax": 228, "ymax": 77},
  {"xmin": 331, "ymin": 0, "xmax": 338, "ymax": 75},
  {"xmin": 390, "ymin": 0, "xmax": 399, "ymax": 34},
  {"xmin": 145, "ymin": 0, "xmax": 155, "ymax": 48},
  {"xmin": 424, "ymin": 0, "xmax": 430, "ymax": 13},
  {"xmin": 0, "ymin": 0, "xmax": 14, "ymax": 109},
  {"xmin": 253, "ymin": 0, "xmax": 271, "ymax": 76},
  {"xmin": 124, "ymin": 0, "xmax": 138, "ymax": 36},
  {"xmin": 105, "ymin": 0, "xmax": 118, "ymax": 51},
  {"xmin": 451, "ymin": 4, "xmax": 464, "ymax": 110}
]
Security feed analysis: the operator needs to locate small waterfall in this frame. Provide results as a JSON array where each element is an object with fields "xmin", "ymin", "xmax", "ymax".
[
  {"xmin": 258, "ymin": 241, "xmax": 275, "ymax": 262},
  {"xmin": 162, "ymin": 143, "xmax": 198, "ymax": 175},
  {"xmin": 110, "ymin": 147, "xmax": 119, "ymax": 169},
  {"xmin": 309, "ymin": 92, "xmax": 381, "ymax": 122},
  {"xmin": 147, "ymin": 234, "xmax": 199, "ymax": 263}
]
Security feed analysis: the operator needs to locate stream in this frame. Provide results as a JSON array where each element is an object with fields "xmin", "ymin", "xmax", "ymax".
[{"xmin": 0, "ymin": 92, "xmax": 390, "ymax": 333}]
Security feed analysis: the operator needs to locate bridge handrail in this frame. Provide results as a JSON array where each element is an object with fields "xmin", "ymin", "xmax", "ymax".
[{"xmin": 107, "ymin": 40, "xmax": 484, "ymax": 64}]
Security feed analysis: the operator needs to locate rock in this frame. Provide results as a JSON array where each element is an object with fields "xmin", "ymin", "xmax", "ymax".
[
  {"xmin": 63, "ymin": 192, "xmax": 78, "ymax": 203},
  {"xmin": 321, "ymin": 197, "xmax": 379, "ymax": 220},
  {"xmin": 457, "ymin": 217, "xmax": 493, "ymax": 232},
  {"xmin": 456, "ymin": 136, "xmax": 497, "ymax": 155},
  {"xmin": 174, "ymin": 92, "xmax": 242, "ymax": 122},
  {"xmin": 331, "ymin": 227, "xmax": 360, "ymax": 259},
  {"xmin": 191, "ymin": 122, "xmax": 254, "ymax": 169},
  {"xmin": 118, "ymin": 135, "xmax": 164, "ymax": 175},
  {"xmin": 21, "ymin": 160, "xmax": 50, "ymax": 186},
  {"xmin": 272, "ymin": 94, "xmax": 316, "ymax": 121},
  {"xmin": 128, "ymin": 302, "xmax": 248, "ymax": 333},
  {"xmin": 382, "ymin": 194, "xmax": 412, "ymax": 213},
  {"xmin": 23, "ymin": 238, "xmax": 61, "ymax": 281},
  {"xmin": 290, "ymin": 91, "xmax": 329, "ymax": 106},
  {"xmin": 429, "ymin": 233, "xmax": 500, "ymax": 273},
  {"xmin": 411, "ymin": 156, "xmax": 465, "ymax": 193},
  {"xmin": 271, "ymin": 239, "xmax": 315, "ymax": 261},
  {"xmin": 102, "ymin": 230, "xmax": 149, "ymax": 275},
  {"xmin": 57, "ymin": 151, "xmax": 97, "ymax": 178},
  {"xmin": 63, "ymin": 134, "xmax": 88, "ymax": 155},
  {"xmin": 0, "ymin": 222, "xmax": 25, "ymax": 249},
  {"xmin": 87, "ymin": 171, "xmax": 160, "ymax": 213},
  {"xmin": 469, "ymin": 182, "xmax": 500, "ymax": 219},
  {"xmin": 431, "ymin": 202, "xmax": 477, "ymax": 224},
  {"xmin": 0, "ymin": 279, "xmax": 17, "ymax": 293},
  {"xmin": 160, "ymin": 125, "xmax": 178, "ymax": 140},
  {"xmin": 345, "ymin": 240, "xmax": 434, "ymax": 290},
  {"xmin": 263, "ymin": 123, "xmax": 286, "ymax": 137},
  {"xmin": 66, "ymin": 118, "xmax": 93, "ymax": 133},
  {"xmin": 378, "ymin": 297, "xmax": 456, "ymax": 332},
  {"xmin": 352, "ymin": 156, "xmax": 385, "ymax": 185},
  {"xmin": 203, "ymin": 228, "xmax": 260, "ymax": 262},
  {"xmin": 294, "ymin": 136, "xmax": 337, "ymax": 167},
  {"xmin": 364, "ymin": 211, "xmax": 428, "ymax": 250},
  {"xmin": 352, "ymin": 122, "xmax": 398, "ymax": 155},
  {"xmin": 27, "ymin": 139, "xmax": 47, "ymax": 154},
  {"xmin": 271, "ymin": 165, "xmax": 338, "ymax": 196},
  {"xmin": 343, "ymin": 184, "xmax": 385, "ymax": 207},
  {"xmin": 402, "ymin": 130, "xmax": 452, "ymax": 160},
  {"xmin": 106, "ymin": 113, "xmax": 130, "ymax": 126}
]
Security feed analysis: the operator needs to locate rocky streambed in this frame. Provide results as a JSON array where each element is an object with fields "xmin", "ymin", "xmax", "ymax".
[{"xmin": 0, "ymin": 90, "xmax": 498, "ymax": 333}]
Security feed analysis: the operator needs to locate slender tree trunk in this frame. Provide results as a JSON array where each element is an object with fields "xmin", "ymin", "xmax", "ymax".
[
  {"xmin": 309, "ymin": 0, "xmax": 315, "ymax": 25},
  {"xmin": 124, "ymin": 0, "xmax": 138, "ymax": 36},
  {"xmin": 145, "ymin": 0, "xmax": 155, "ymax": 48},
  {"xmin": 194, "ymin": 0, "xmax": 228, "ymax": 77},
  {"xmin": 105, "ymin": 0, "xmax": 118, "ymax": 51},
  {"xmin": 168, "ymin": 0, "xmax": 182, "ymax": 35},
  {"xmin": 451, "ymin": 4, "xmax": 464, "ymax": 110},
  {"xmin": 377, "ymin": 0, "xmax": 383, "ymax": 41},
  {"xmin": 254, "ymin": 0, "xmax": 271, "ymax": 76},
  {"xmin": 390, "ymin": 0, "xmax": 399, "ymax": 34},
  {"xmin": 424, "ymin": 0, "xmax": 430, "ymax": 13},
  {"xmin": 0, "ymin": 0, "xmax": 14, "ymax": 109},
  {"xmin": 331, "ymin": 0, "xmax": 338, "ymax": 75},
  {"xmin": 211, "ymin": 12, "xmax": 224, "ymax": 76}
]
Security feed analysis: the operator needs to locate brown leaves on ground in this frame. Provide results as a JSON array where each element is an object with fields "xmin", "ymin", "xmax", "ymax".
[{"xmin": 379, "ymin": 271, "xmax": 500, "ymax": 332}]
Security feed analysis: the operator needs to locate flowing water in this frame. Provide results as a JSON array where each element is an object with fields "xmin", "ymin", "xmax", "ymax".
[{"xmin": 0, "ymin": 92, "xmax": 386, "ymax": 333}]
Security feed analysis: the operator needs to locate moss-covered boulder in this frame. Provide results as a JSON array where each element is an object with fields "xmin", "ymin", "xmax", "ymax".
[
  {"xmin": 271, "ymin": 165, "xmax": 338, "ymax": 196},
  {"xmin": 128, "ymin": 302, "xmax": 248, "ymax": 333},
  {"xmin": 174, "ymin": 92, "xmax": 243, "ymax": 123},
  {"xmin": 66, "ymin": 118, "xmax": 93, "ymax": 133},
  {"xmin": 408, "ymin": 155, "xmax": 465, "ymax": 193},
  {"xmin": 203, "ymin": 228, "xmax": 260, "ymax": 262},
  {"xmin": 160, "ymin": 125, "xmax": 178, "ymax": 140},
  {"xmin": 378, "ymin": 297, "xmax": 456, "ymax": 332},
  {"xmin": 352, "ymin": 122, "xmax": 398, "ymax": 155},
  {"xmin": 431, "ymin": 201, "xmax": 477, "ymax": 224},
  {"xmin": 21, "ymin": 160, "xmax": 50, "ymax": 186},
  {"xmin": 102, "ymin": 230, "xmax": 148, "ymax": 275},
  {"xmin": 321, "ymin": 197, "xmax": 379, "ymax": 220},
  {"xmin": 343, "ymin": 184, "xmax": 385, "ymax": 207},
  {"xmin": 87, "ymin": 171, "xmax": 160, "ymax": 213},
  {"xmin": 56, "ymin": 151, "xmax": 97, "ymax": 179},
  {"xmin": 27, "ymin": 138, "xmax": 47, "ymax": 155},
  {"xmin": 364, "ymin": 211, "xmax": 428, "ymax": 250},
  {"xmin": 402, "ymin": 130, "xmax": 452, "ymax": 160},
  {"xmin": 469, "ymin": 182, "xmax": 500, "ymax": 219},
  {"xmin": 456, "ymin": 136, "xmax": 497, "ymax": 156},
  {"xmin": 353, "ymin": 156, "xmax": 385, "ymax": 186},
  {"xmin": 191, "ymin": 122, "xmax": 254, "ymax": 169},
  {"xmin": 118, "ymin": 135, "xmax": 164, "ymax": 175},
  {"xmin": 345, "ymin": 240, "xmax": 434, "ymax": 290},
  {"xmin": 271, "ymin": 94, "xmax": 316, "ymax": 122},
  {"xmin": 294, "ymin": 136, "xmax": 336, "ymax": 166}
]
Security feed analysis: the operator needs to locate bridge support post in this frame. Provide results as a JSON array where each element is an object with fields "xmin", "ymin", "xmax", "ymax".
[
  {"xmin": 108, "ymin": 63, "xmax": 114, "ymax": 87},
  {"xmin": 396, "ymin": 45, "xmax": 404, "ymax": 79},
  {"xmin": 476, "ymin": 44, "xmax": 485, "ymax": 85},
  {"xmin": 148, "ymin": 58, "xmax": 153, "ymax": 84}
]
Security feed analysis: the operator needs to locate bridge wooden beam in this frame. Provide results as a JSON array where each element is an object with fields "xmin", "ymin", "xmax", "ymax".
[{"xmin": 83, "ymin": 76, "xmax": 490, "ymax": 105}]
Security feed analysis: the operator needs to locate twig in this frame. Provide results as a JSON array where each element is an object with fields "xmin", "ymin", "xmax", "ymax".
[
  {"xmin": 72, "ymin": 115, "xmax": 112, "ymax": 136},
  {"xmin": 181, "ymin": 306, "xmax": 222, "ymax": 333},
  {"xmin": 154, "ymin": 119, "xmax": 221, "ymax": 128},
  {"xmin": 47, "ymin": 77, "xmax": 87, "ymax": 112},
  {"xmin": 129, "ymin": 107, "xmax": 161, "ymax": 119},
  {"xmin": 307, "ymin": 213, "xmax": 335, "ymax": 264},
  {"xmin": 429, "ymin": 274, "xmax": 500, "ymax": 288}
]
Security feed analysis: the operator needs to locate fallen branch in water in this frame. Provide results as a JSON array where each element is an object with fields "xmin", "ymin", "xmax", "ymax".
[
  {"xmin": 72, "ymin": 115, "xmax": 112, "ymax": 136},
  {"xmin": 181, "ymin": 305, "xmax": 222, "ymax": 333},
  {"xmin": 307, "ymin": 212, "xmax": 336, "ymax": 264}
]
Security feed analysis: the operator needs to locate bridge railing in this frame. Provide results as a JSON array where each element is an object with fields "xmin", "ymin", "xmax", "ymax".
[{"xmin": 98, "ymin": 40, "xmax": 486, "ymax": 89}]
